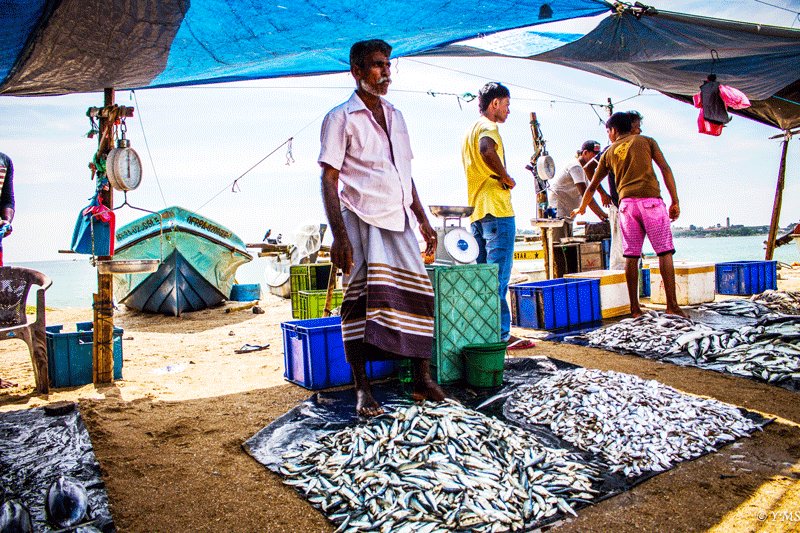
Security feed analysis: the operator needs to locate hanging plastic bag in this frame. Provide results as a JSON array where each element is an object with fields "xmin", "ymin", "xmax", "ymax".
[{"xmin": 70, "ymin": 194, "xmax": 115, "ymax": 256}]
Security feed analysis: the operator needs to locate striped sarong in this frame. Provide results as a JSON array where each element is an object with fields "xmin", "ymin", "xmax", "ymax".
[{"xmin": 340, "ymin": 208, "xmax": 434, "ymax": 362}]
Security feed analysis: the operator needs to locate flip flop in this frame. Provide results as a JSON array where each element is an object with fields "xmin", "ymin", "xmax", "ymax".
[
  {"xmin": 234, "ymin": 343, "xmax": 270, "ymax": 354},
  {"xmin": 506, "ymin": 338, "xmax": 536, "ymax": 351}
]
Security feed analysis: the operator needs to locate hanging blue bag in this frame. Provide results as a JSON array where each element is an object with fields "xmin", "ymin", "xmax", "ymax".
[{"xmin": 70, "ymin": 194, "xmax": 115, "ymax": 256}]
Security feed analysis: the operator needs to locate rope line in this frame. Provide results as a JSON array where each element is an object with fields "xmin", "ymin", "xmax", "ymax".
[
  {"xmin": 195, "ymin": 107, "xmax": 327, "ymax": 211},
  {"xmin": 131, "ymin": 90, "xmax": 168, "ymax": 208}
]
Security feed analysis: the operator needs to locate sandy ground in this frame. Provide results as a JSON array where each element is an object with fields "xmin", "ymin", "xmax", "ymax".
[{"xmin": 1, "ymin": 268, "xmax": 800, "ymax": 532}]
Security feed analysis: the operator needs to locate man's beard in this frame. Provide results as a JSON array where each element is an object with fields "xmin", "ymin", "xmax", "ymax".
[{"xmin": 360, "ymin": 77, "xmax": 391, "ymax": 96}]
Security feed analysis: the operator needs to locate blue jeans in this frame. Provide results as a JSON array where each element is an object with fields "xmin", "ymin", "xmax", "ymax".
[{"xmin": 471, "ymin": 215, "xmax": 515, "ymax": 341}]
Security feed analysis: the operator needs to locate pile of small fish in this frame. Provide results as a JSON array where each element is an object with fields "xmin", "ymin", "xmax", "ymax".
[
  {"xmin": 702, "ymin": 317, "xmax": 800, "ymax": 385},
  {"xmin": 577, "ymin": 311, "xmax": 721, "ymax": 358},
  {"xmin": 693, "ymin": 299, "xmax": 775, "ymax": 319},
  {"xmin": 279, "ymin": 400, "xmax": 602, "ymax": 532},
  {"xmin": 506, "ymin": 368, "xmax": 759, "ymax": 478},
  {"xmin": 751, "ymin": 290, "xmax": 800, "ymax": 315},
  {"xmin": 574, "ymin": 310, "xmax": 800, "ymax": 387}
]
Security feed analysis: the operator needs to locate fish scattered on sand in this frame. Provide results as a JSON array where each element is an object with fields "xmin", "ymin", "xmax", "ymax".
[
  {"xmin": 506, "ymin": 368, "xmax": 759, "ymax": 478},
  {"xmin": 280, "ymin": 399, "xmax": 602, "ymax": 532}
]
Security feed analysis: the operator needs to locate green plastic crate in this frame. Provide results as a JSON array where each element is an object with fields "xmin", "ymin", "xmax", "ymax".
[
  {"xmin": 426, "ymin": 264, "xmax": 501, "ymax": 384},
  {"xmin": 290, "ymin": 263, "xmax": 333, "ymax": 318},
  {"xmin": 298, "ymin": 289, "xmax": 343, "ymax": 319}
]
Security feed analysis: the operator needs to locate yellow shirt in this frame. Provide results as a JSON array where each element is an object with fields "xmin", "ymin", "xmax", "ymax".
[{"xmin": 462, "ymin": 116, "xmax": 514, "ymax": 223}]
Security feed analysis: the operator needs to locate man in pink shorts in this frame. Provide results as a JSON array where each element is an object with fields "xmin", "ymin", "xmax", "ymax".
[{"xmin": 572, "ymin": 112, "xmax": 685, "ymax": 317}]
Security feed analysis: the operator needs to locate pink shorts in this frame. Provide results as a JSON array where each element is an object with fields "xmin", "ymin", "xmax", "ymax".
[{"xmin": 618, "ymin": 197, "xmax": 675, "ymax": 258}]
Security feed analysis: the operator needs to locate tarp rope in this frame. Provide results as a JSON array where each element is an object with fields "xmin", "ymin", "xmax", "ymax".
[{"xmin": 130, "ymin": 90, "xmax": 168, "ymax": 208}]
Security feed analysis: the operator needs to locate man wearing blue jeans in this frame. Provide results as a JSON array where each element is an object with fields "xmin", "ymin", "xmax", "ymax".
[{"xmin": 462, "ymin": 83, "xmax": 534, "ymax": 350}]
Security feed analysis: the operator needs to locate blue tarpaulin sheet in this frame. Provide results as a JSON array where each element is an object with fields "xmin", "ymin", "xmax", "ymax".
[{"xmin": 0, "ymin": 0, "xmax": 609, "ymax": 95}]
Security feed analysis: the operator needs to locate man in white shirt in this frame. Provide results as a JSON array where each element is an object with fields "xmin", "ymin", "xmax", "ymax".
[
  {"xmin": 547, "ymin": 140, "xmax": 608, "ymax": 276},
  {"xmin": 549, "ymin": 140, "xmax": 608, "ymax": 222},
  {"xmin": 319, "ymin": 40, "xmax": 444, "ymax": 417}
]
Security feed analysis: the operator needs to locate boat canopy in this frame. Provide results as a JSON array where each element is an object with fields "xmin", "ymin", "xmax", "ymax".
[{"xmin": 0, "ymin": 0, "xmax": 609, "ymax": 96}]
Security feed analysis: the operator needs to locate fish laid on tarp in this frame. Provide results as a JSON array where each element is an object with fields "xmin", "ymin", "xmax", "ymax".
[
  {"xmin": 0, "ymin": 500, "xmax": 33, "ymax": 533},
  {"xmin": 279, "ymin": 399, "xmax": 603, "ymax": 532},
  {"xmin": 505, "ymin": 368, "xmax": 759, "ymax": 478},
  {"xmin": 574, "ymin": 310, "xmax": 722, "ymax": 357},
  {"xmin": 46, "ymin": 476, "xmax": 89, "ymax": 529},
  {"xmin": 572, "ymin": 311, "xmax": 800, "ymax": 388},
  {"xmin": 693, "ymin": 299, "xmax": 776, "ymax": 319},
  {"xmin": 751, "ymin": 290, "xmax": 800, "ymax": 315}
]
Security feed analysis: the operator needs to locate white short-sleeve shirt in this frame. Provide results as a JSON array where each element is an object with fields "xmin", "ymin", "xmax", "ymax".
[
  {"xmin": 548, "ymin": 158, "xmax": 587, "ymax": 218},
  {"xmin": 318, "ymin": 92, "xmax": 415, "ymax": 232}
]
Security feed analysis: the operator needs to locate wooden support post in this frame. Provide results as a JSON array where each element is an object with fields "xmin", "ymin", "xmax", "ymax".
[
  {"xmin": 765, "ymin": 135, "xmax": 790, "ymax": 260},
  {"xmin": 94, "ymin": 88, "xmax": 115, "ymax": 384}
]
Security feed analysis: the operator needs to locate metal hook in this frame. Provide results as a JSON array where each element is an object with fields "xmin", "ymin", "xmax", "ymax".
[
  {"xmin": 113, "ymin": 191, "xmax": 166, "ymax": 263},
  {"xmin": 710, "ymin": 49, "xmax": 720, "ymax": 77}
]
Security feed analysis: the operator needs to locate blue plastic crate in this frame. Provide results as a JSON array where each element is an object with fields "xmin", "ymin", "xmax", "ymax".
[
  {"xmin": 715, "ymin": 260, "xmax": 777, "ymax": 295},
  {"xmin": 281, "ymin": 316, "xmax": 398, "ymax": 390},
  {"xmin": 46, "ymin": 322, "xmax": 123, "ymax": 388},
  {"xmin": 509, "ymin": 278, "xmax": 601, "ymax": 330},
  {"xmin": 640, "ymin": 267, "xmax": 651, "ymax": 298}
]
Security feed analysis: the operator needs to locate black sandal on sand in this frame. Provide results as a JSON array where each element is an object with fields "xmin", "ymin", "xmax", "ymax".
[{"xmin": 234, "ymin": 343, "xmax": 270, "ymax": 354}]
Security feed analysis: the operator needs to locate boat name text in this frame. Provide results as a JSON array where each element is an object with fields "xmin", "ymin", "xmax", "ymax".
[
  {"xmin": 187, "ymin": 216, "xmax": 231, "ymax": 239},
  {"xmin": 116, "ymin": 210, "xmax": 175, "ymax": 241}
]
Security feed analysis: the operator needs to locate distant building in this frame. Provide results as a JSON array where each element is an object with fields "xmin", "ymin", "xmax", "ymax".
[{"xmin": 726, "ymin": 217, "xmax": 730, "ymax": 228}]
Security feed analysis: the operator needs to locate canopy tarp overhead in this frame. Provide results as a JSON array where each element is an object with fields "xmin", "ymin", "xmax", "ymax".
[
  {"xmin": 528, "ymin": 6, "xmax": 800, "ymax": 131},
  {"xmin": 0, "ymin": 0, "xmax": 609, "ymax": 96}
]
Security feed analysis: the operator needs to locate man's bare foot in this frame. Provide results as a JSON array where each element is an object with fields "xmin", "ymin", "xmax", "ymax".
[
  {"xmin": 411, "ymin": 378, "xmax": 446, "ymax": 403},
  {"xmin": 355, "ymin": 389, "xmax": 383, "ymax": 418},
  {"xmin": 665, "ymin": 306, "xmax": 688, "ymax": 318},
  {"xmin": 630, "ymin": 306, "xmax": 644, "ymax": 318}
]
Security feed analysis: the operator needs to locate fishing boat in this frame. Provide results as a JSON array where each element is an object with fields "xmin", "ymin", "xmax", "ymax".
[{"xmin": 112, "ymin": 206, "xmax": 252, "ymax": 315}]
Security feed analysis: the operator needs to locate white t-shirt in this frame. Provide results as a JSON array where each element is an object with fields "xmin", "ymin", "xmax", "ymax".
[{"xmin": 548, "ymin": 158, "xmax": 587, "ymax": 218}]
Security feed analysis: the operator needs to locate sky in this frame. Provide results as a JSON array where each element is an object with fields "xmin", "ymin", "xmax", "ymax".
[{"xmin": 0, "ymin": 0, "xmax": 799, "ymax": 262}]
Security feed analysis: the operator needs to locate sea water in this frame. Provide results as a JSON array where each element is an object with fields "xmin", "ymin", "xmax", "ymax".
[{"xmin": 7, "ymin": 234, "xmax": 799, "ymax": 308}]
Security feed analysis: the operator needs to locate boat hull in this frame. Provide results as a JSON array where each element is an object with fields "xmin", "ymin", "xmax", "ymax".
[
  {"xmin": 121, "ymin": 250, "xmax": 227, "ymax": 315},
  {"xmin": 112, "ymin": 206, "xmax": 251, "ymax": 315}
]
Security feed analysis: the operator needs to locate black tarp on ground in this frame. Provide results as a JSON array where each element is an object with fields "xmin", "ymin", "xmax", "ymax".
[
  {"xmin": 244, "ymin": 357, "xmax": 769, "ymax": 530},
  {"xmin": 0, "ymin": 404, "xmax": 115, "ymax": 532}
]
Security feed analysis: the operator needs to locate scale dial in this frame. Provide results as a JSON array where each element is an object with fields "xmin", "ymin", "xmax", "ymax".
[
  {"xmin": 443, "ymin": 227, "xmax": 479, "ymax": 264},
  {"xmin": 106, "ymin": 144, "xmax": 142, "ymax": 191},
  {"xmin": 536, "ymin": 154, "xmax": 556, "ymax": 181}
]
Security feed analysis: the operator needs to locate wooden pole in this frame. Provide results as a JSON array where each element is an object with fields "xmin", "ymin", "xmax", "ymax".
[
  {"xmin": 765, "ymin": 134, "xmax": 790, "ymax": 260},
  {"xmin": 322, "ymin": 265, "xmax": 338, "ymax": 317},
  {"xmin": 93, "ymin": 88, "xmax": 115, "ymax": 384},
  {"xmin": 529, "ymin": 112, "xmax": 547, "ymax": 220}
]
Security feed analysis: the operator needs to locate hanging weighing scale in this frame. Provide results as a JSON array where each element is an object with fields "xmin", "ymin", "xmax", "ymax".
[
  {"xmin": 95, "ymin": 119, "xmax": 160, "ymax": 275},
  {"xmin": 429, "ymin": 205, "xmax": 480, "ymax": 265},
  {"xmin": 106, "ymin": 136, "xmax": 143, "ymax": 192}
]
